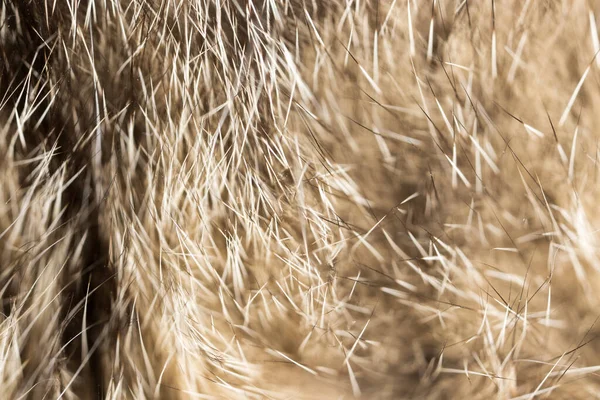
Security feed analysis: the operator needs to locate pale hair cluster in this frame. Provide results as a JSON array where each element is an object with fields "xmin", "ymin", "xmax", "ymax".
[{"xmin": 0, "ymin": 1, "xmax": 599, "ymax": 399}]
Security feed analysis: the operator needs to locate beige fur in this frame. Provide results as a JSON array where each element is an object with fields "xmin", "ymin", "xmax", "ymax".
[{"xmin": 1, "ymin": 0, "xmax": 599, "ymax": 398}]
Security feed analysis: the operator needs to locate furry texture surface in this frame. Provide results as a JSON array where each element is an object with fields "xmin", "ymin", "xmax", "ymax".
[{"xmin": 1, "ymin": 0, "xmax": 600, "ymax": 398}]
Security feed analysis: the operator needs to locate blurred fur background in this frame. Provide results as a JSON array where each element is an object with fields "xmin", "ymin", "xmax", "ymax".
[{"xmin": 1, "ymin": 0, "xmax": 600, "ymax": 398}]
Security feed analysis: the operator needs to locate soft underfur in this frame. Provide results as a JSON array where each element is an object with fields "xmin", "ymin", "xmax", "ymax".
[{"xmin": 0, "ymin": 0, "xmax": 599, "ymax": 399}]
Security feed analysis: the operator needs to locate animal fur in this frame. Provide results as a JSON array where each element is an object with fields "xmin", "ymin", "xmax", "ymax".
[{"xmin": 1, "ymin": 0, "xmax": 599, "ymax": 398}]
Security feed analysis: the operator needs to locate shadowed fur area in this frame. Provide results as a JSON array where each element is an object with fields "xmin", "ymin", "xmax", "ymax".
[{"xmin": 1, "ymin": 0, "xmax": 600, "ymax": 398}]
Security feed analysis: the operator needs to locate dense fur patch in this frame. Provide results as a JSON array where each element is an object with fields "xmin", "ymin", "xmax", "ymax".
[{"xmin": 1, "ymin": 0, "xmax": 600, "ymax": 398}]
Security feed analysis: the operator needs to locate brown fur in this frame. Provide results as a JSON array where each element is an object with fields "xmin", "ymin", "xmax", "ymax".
[{"xmin": 1, "ymin": 0, "xmax": 600, "ymax": 398}]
